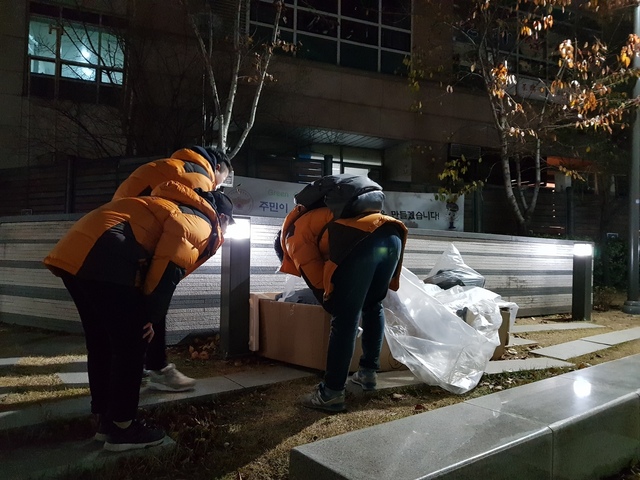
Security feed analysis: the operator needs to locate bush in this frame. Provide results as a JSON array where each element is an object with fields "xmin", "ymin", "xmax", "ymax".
[
  {"xmin": 593, "ymin": 286, "xmax": 618, "ymax": 311},
  {"xmin": 593, "ymin": 237, "xmax": 628, "ymax": 290}
]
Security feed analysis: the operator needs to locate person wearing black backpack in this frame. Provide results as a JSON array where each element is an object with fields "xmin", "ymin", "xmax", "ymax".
[{"xmin": 277, "ymin": 174, "xmax": 408, "ymax": 412}]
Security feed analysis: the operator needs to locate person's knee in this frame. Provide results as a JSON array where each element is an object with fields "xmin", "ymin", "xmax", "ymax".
[{"xmin": 362, "ymin": 301, "xmax": 383, "ymax": 315}]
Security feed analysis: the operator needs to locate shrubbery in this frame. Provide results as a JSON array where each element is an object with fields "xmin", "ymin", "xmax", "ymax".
[{"xmin": 593, "ymin": 236, "xmax": 628, "ymax": 290}]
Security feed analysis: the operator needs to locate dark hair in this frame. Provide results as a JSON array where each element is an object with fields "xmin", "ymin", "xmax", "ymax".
[
  {"xmin": 212, "ymin": 191, "xmax": 235, "ymax": 224},
  {"xmin": 205, "ymin": 147, "xmax": 232, "ymax": 172},
  {"xmin": 274, "ymin": 229, "xmax": 284, "ymax": 263},
  {"xmin": 193, "ymin": 188, "xmax": 235, "ymax": 224},
  {"xmin": 190, "ymin": 145, "xmax": 232, "ymax": 172}
]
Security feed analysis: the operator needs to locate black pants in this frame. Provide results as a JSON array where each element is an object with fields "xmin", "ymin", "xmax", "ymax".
[
  {"xmin": 144, "ymin": 315, "xmax": 167, "ymax": 371},
  {"xmin": 62, "ymin": 275, "xmax": 148, "ymax": 422}
]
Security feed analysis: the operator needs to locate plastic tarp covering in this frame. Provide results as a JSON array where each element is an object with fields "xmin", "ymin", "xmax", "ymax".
[
  {"xmin": 424, "ymin": 243, "xmax": 486, "ymax": 288},
  {"xmin": 383, "ymin": 265, "xmax": 516, "ymax": 394},
  {"xmin": 277, "ymin": 242, "xmax": 518, "ymax": 394}
]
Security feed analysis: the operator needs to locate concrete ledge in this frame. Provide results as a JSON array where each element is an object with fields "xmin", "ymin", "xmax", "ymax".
[{"xmin": 289, "ymin": 355, "xmax": 640, "ymax": 480}]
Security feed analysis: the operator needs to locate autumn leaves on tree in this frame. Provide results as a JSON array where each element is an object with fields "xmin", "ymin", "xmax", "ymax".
[{"xmin": 410, "ymin": 0, "xmax": 640, "ymax": 233}]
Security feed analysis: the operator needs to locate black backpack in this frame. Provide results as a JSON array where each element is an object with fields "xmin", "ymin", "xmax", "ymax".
[{"xmin": 294, "ymin": 174, "xmax": 385, "ymax": 219}]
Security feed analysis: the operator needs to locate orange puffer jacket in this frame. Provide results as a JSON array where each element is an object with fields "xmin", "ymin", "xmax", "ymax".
[
  {"xmin": 44, "ymin": 181, "xmax": 224, "ymax": 305},
  {"xmin": 279, "ymin": 206, "xmax": 407, "ymax": 301},
  {"xmin": 112, "ymin": 148, "xmax": 217, "ymax": 200}
]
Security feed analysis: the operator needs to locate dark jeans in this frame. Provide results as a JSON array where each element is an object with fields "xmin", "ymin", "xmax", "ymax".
[
  {"xmin": 62, "ymin": 275, "xmax": 148, "ymax": 422},
  {"xmin": 144, "ymin": 315, "xmax": 167, "ymax": 371},
  {"xmin": 323, "ymin": 225, "xmax": 402, "ymax": 391}
]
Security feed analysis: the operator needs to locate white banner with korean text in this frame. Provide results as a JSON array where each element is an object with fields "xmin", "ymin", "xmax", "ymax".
[
  {"xmin": 224, "ymin": 176, "xmax": 298, "ymax": 218},
  {"xmin": 224, "ymin": 176, "xmax": 463, "ymax": 231},
  {"xmin": 382, "ymin": 191, "xmax": 463, "ymax": 231}
]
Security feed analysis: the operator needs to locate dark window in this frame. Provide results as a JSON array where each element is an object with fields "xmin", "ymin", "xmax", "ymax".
[
  {"xmin": 249, "ymin": 0, "xmax": 410, "ymax": 74},
  {"xmin": 251, "ymin": 1, "xmax": 278, "ymax": 25},
  {"xmin": 30, "ymin": 2, "xmax": 59, "ymax": 17},
  {"xmin": 298, "ymin": 34, "xmax": 337, "ymax": 63},
  {"xmin": 341, "ymin": 19, "xmax": 378, "ymax": 46},
  {"xmin": 342, "ymin": 0, "xmax": 378, "ymax": 22},
  {"xmin": 251, "ymin": 25, "xmax": 293, "ymax": 44},
  {"xmin": 341, "ymin": 43, "xmax": 377, "ymax": 71},
  {"xmin": 381, "ymin": 0, "xmax": 411, "ymax": 29},
  {"xmin": 381, "ymin": 50, "xmax": 406, "ymax": 75},
  {"xmin": 381, "ymin": 28, "xmax": 410, "ymax": 51},
  {"xmin": 297, "ymin": 9, "xmax": 338, "ymax": 37},
  {"xmin": 299, "ymin": 0, "xmax": 338, "ymax": 15},
  {"xmin": 61, "ymin": 8, "xmax": 100, "ymax": 25}
]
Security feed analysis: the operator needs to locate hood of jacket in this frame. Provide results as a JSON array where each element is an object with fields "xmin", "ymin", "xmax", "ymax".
[
  {"xmin": 151, "ymin": 180, "xmax": 219, "ymax": 225},
  {"xmin": 170, "ymin": 148, "xmax": 216, "ymax": 180}
]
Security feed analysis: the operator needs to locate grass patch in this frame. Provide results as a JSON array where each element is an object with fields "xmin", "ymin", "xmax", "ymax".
[
  {"xmin": 18, "ymin": 355, "xmax": 85, "ymax": 367},
  {"xmin": 0, "ymin": 352, "xmax": 89, "ymax": 411},
  {"xmin": 0, "ymin": 373, "xmax": 62, "ymax": 388},
  {"xmin": 0, "ymin": 387, "xmax": 90, "ymax": 410}
]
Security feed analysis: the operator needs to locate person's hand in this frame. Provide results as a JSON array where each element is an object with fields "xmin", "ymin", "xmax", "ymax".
[
  {"xmin": 142, "ymin": 322, "xmax": 155, "ymax": 343},
  {"xmin": 219, "ymin": 214, "xmax": 230, "ymax": 235}
]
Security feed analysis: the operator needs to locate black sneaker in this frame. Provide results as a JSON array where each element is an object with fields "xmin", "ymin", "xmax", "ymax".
[
  {"xmin": 103, "ymin": 419, "xmax": 165, "ymax": 452},
  {"xmin": 94, "ymin": 414, "xmax": 109, "ymax": 442}
]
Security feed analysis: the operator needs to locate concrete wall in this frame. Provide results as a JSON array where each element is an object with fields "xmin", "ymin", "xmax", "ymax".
[{"xmin": 0, "ymin": 214, "xmax": 586, "ymax": 343}]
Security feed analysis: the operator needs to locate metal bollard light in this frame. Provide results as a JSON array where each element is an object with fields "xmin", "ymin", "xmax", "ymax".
[
  {"xmin": 220, "ymin": 216, "xmax": 251, "ymax": 358},
  {"xmin": 572, "ymin": 243, "xmax": 593, "ymax": 322}
]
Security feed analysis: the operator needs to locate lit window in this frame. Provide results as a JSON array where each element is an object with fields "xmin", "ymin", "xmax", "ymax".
[{"xmin": 27, "ymin": 3, "xmax": 125, "ymax": 105}]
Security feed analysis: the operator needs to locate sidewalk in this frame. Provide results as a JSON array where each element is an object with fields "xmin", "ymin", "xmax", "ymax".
[{"xmin": 2, "ymin": 320, "xmax": 640, "ymax": 479}]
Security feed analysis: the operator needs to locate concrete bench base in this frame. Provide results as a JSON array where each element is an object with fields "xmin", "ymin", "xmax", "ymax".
[{"xmin": 290, "ymin": 355, "xmax": 640, "ymax": 480}]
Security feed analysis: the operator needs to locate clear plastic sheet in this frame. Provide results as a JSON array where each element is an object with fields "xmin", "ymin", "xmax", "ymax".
[
  {"xmin": 383, "ymin": 266, "xmax": 513, "ymax": 394},
  {"xmin": 424, "ymin": 243, "xmax": 486, "ymax": 288}
]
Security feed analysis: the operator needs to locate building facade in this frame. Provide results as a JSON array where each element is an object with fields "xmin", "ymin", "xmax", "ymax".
[
  {"xmin": 0, "ymin": 1, "xmax": 496, "ymax": 180},
  {"xmin": 0, "ymin": 0, "xmax": 630, "ymax": 238}
]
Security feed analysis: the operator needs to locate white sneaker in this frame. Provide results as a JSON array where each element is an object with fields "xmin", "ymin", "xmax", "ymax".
[{"xmin": 147, "ymin": 363, "xmax": 196, "ymax": 392}]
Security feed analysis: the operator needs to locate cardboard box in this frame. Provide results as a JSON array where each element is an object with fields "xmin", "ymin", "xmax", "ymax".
[
  {"xmin": 249, "ymin": 293, "xmax": 405, "ymax": 372},
  {"xmin": 491, "ymin": 308, "xmax": 512, "ymax": 361}
]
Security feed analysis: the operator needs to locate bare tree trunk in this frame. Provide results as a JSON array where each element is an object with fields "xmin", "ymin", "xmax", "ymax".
[
  {"xmin": 185, "ymin": 0, "xmax": 284, "ymax": 158},
  {"xmin": 524, "ymin": 137, "xmax": 542, "ymax": 225},
  {"xmin": 500, "ymin": 130, "xmax": 527, "ymax": 233},
  {"xmin": 515, "ymin": 155, "xmax": 529, "ymax": 211},
  {"xmin": 228, "ymin": 0, "xmax": 283, "ymax": 159}
]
